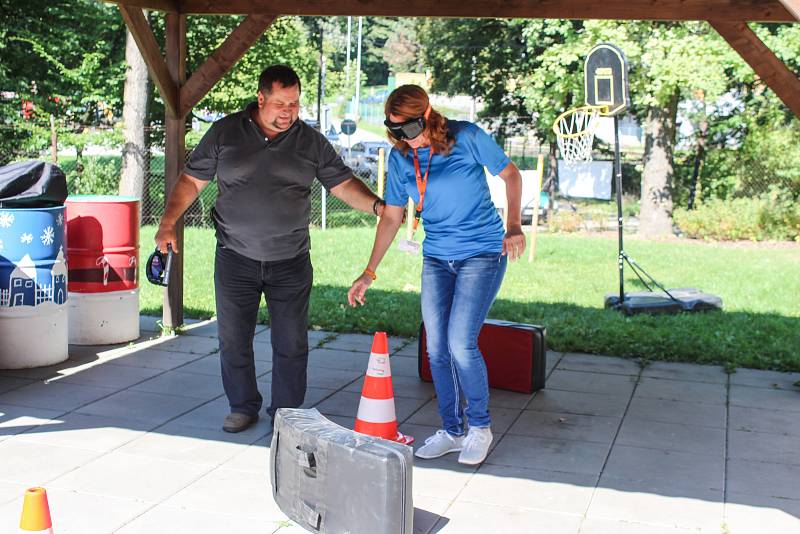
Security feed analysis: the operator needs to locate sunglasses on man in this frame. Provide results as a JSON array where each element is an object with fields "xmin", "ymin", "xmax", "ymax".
[
  {"xmin": 384, "ymin": 116, "xmax": 426, "ymax": 141},
  {"xmin": 145, "ymin": 243, "xmax": 174, "ymax": 287}
]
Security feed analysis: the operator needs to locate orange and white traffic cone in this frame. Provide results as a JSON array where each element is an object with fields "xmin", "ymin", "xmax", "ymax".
[
  {"xmin": 354, "ymin": 332, "xmax": 414, "ymax": 445},
  {"xmin": 19, "ymin": 487, "xmax": 53, "ymax": 533}
]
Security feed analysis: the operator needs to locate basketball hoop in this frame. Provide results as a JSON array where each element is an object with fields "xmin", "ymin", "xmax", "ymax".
[{"xmin": 552, "ymin": 105, "xmax": 607, "ymax": 164}]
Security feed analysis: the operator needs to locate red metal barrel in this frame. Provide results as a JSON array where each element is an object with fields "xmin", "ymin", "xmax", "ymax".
[{"xmin": 65, "ymin": 196, "xmax": 140, "ymax": 293}]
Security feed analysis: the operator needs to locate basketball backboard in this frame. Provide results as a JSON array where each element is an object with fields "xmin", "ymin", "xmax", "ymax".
[{"xmin": 584, "ymin": 43, "xmax": 629, "ymax": 116}]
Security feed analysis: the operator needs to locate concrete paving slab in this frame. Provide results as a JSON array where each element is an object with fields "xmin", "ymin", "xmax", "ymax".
[
  {"xmin": 150, "ymin": 334, "xmax": 220, "ymax": 356},
  {"xmin": 405, "ymin": 399, "xmax": 521, "ymax": 433},
  {"xmin": 319, "ymin": 333, "xmax": 407, "ymax": 353},
  {"xmin": 100, "ymin": 348, "xmax": 206, "ymax": 371},
  {"xmin": 129, "ymin": 369, "xmax": 224, "ymax": 400},
  {"xmin": 0, "ymin": 488, "xmax": 152, "ymax": 534},
  {"xmin": 433, "ymin": 501, "xmax": 582, "ymax": 534},
  {"xmin": 725, "ymin": 493, "xmax": 800, "ymax": 534},
  {"xmin": 727, "ymin": 458, "xmax": 800, "ymax": 500},
  {"xmin": 546, "ymin": 369, "xmax": 637, "ymax": 397},
  {"xmin": 635, "ymin": 377, "xmax": 726, "ymax": 405},
  {"xmin": 557, "ymin": 353, "xmax": 641, "ymax": 376},
  {"xmin": 640, "ymin": 361, "xmax": 728, "ymax": 384},
  {"xmin": 116, "ymin": 504, "xmax": 284, "ymax": 534},
  {"xmin": 730, "ymin": 385, "xmax": 800, "ymax": 412},
  {"xmin": 343, "ymin": 373, "xmax": 436, "ymax": 400},
  {"xmin": 486, "ymin": 388, "xmax": 534, "ymax": 410},
  {"xmin": 385, "ymin": 354, "xmax": 423, "ymax": 377},
  {"xmin": 308, "ymin": 347, "xmax": 370, "ymax": 371},
  {"xmin": 526, "ymin": 389, "xmax": 630, "ymax": 418},
  {"xmin": 304, "ymin": 366, "xmax": 362, "ymax": 389},
  {"xmin": 0, "ymin": 403, "xmax": 65, "ymax": 439},
  {"xmin": 315, "ymin": 390, "xmax": 427, "ymax": 422},
  {"xmin": 508, "ymin": 411, "xmax": 621, "ymax": 443},
  {"xmin": 116, "ymin": 423, "xmax": 265, "ymax": 467},
  {"xmin": 729, "ymin": 368, "xmax": 800, "ymax": 391},
  {"xmin": 728, "ymin": 429, "xmax": 800, "ymax": 465},
  {"xmin": 626, "ymin": 397, "xmax": 726, "ymax": 428},
  {"xmin": 220, "ymin": 441, "xmax": 271, "ymax": 473},
  {"xmin": 0, "ymin": 381, "xmax": 118, "ymax": 412},
  {"xmin": 728, "ymin": 405, "xmax": 800, "ymax": 436},
  {"xmin": 10, "ymin": 413, "xmax": 150, "ymax": 452},
  {"xmin": 460, "ymin": 464, "xmax": 597, "ymax": 515},
  {"xmin": 487, "ymin": 435, "xmax": 610, "ymax": 475},
  {"xmin": 177, "ymin": 354, "xmax": 223, "ymax": 376},
  {"xmin": 588, "ymin": 480, "xmax": 724, "ymax": 532},
  {"xmin": 50, "ymin": 451, "xmax": 210, "ymax": 502},
  {"xmin": 55, "ymin": 362, "xmax": 164, "ymax": 389},
  {"xmin": 76, "ymin": 389, "xmax": 206, "ymax": 426},
  {"xmin": 164, "ymin": 467, "xmax": 281, "ymax": 521},
  {"xmin": 0, "ymin": 439, "xmax": 102, "ymax": 485},
  {"xmin": 616, "ymin": 417, "xmax": 726, "ymax": 455},
  {"xmin": 579, "ymin": 517, "xmax": 708, "ymax": 534},
  {"xmin": 412, "ymin": 495, "xmax": 451, "ymax": 534},
  {"xmin": 0, "ymin": 376, "xmax": 34, "ymax": 395},
  {"xmin": 602, "ymin": 445, "xmax": 724, "ymax": 493},
  {"xmin": 0, "ymin": 480, "xmax": 28, "ymax": 506}
]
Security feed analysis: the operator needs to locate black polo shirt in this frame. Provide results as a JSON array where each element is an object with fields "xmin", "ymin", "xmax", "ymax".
[{"xmin": 184, "ymin": 102, "xmax": 352, "ymax": 261}]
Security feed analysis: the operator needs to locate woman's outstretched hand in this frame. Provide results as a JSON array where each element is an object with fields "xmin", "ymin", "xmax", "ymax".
[
  {"xmin": 502, "ymin": 225, "xmax": 527, "ymax": 261},
  {"xmin": 348, "ymin": 272, "xmax": 374, "ymax": 307}
]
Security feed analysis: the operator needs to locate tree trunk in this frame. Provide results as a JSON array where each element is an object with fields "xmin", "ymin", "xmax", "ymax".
[
  {"xmin": 687, "ymin": 110, "xmax": 708, "ymax": 210},
  {"xmin": 639, "ymin": 90, "xmax": 679, "ymax": 237},
  {"xmin": 119, "ymin": 15, "xmax": 152, "ymax": 207}
]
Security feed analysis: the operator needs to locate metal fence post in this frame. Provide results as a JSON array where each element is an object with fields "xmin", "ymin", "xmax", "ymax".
[{"xmin": 322, "ymin": 186, "xmax": 327, "ymax": 230}]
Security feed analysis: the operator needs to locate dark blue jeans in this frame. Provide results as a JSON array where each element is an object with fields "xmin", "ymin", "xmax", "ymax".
[
  {"xmin": 214, "ymin": 245, "xmax": 312, "ymax": 419},
  {"xmin": 421, "ymin": 252, "xmax": 507, "ymax": 436}
]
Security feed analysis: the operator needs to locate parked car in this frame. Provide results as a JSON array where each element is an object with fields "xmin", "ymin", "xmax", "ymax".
[{"xmin": 344, "ymin": 141, "xmax": 392, "ymax": 182}]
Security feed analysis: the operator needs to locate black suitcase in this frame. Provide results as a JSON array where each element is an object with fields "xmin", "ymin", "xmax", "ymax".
[
  {"xmin": 270, "ymin": 408, "xmax": 413, "ymax": 534},
  {"xmin": 419, "ymin": 319, "xmax": 547, "ymax": 394}
]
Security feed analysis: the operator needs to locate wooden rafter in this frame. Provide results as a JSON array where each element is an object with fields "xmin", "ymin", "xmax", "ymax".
[
  {"xmin": 778, "ymin": 0, "xmax": 800, "ymax": 20},
  {"xmin": 180, "ymin": 14, "xmax": 275, "ymax": 117},
  {"xmin": 105, "ymin": 0, "xmax": 796, "ymax": 22},
  {"xmin": 118, "ymin": 5, "xmax": 179, "ymax": 118},
  {"xmin": 710, "ymin": 20, "xmax": 800, "ymax": 117}
]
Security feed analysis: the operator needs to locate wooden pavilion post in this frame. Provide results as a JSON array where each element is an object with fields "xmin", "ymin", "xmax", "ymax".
[{"xmin": 164, "ymin": 12, "xmax": 186, "ymax": 328}]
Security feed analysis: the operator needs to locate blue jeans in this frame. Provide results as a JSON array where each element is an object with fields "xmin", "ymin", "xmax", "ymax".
[{"xmin": 421, "ymin": 252, "xmax": 507, "ymax": 436}]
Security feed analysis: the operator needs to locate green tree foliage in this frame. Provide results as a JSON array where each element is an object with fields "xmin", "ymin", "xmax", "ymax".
[
  {"xmin": 0, "ymin": 0, "xmax": 125, "ymax": 163},
  {"xmin": 186, "ymin": 16, "xmax": 316, "ymax": 113}
]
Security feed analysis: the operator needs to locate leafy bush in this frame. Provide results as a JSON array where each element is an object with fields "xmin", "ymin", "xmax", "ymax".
[
  {"xmin": 67, "ymin": 157, "xmax": 120, "ymax": 195},
  {"xmin": 548, "ymin": 210, "xmax": 584, "ymax": 233},
  {"xmin": 674, "ymin": 193, "xmax": 800, "ymax": 241}
]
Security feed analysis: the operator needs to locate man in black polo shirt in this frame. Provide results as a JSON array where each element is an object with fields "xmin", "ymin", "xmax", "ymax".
[{"xmin": 155, "ymin": 65, "xmax": 385, "ymax": 433}]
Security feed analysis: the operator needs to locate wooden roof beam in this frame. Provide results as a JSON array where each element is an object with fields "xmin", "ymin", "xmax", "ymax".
[
  {"xmin": 778, "ymin": 0, "xmax": 800, "ymax": 20},
  {"xmin": 180, "ymin": 14, "xmax": 275, "ymax": 117},
  {"xmin": 118, "ymin": 5, "xmax": 180, "ymax": 118},
  {"xmin": 710, "ymin": 20, "xmax": 800, "ymax": 117},
  {"xmin": 173, "ymin": 0, "xmax": 795, "ymax": 22},
  {"xmin": 110, "ymin": 0, "xmax": 179, "ymax": 12}
]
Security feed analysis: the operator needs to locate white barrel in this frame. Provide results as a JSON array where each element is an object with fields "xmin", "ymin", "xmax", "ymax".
[
  {"xmin": 67, "ymin": 288, "xmax": 140, "ymax": 345},
  {"xmin": 0, "ymin": 206, "xmax": 68, "ymax": 368}
]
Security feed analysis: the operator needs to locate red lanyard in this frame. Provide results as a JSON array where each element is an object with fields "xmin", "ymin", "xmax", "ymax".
[{"xmin": 411, "ymin": 146, "xmax": 435, "ymax": 231}]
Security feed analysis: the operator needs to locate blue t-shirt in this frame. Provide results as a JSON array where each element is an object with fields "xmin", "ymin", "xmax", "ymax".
[{"xmin": 385, "ymin": 120, "xmax": 510, "ymax": 260}]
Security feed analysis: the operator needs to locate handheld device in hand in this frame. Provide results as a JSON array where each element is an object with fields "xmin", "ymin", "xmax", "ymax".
[
  {"xmin": 397, "ymin": 239, "xmax": 421, "ymax": 256},
  {"xmin": 146, "ymin": 243, "xmax": 174, "ymax": 287}
]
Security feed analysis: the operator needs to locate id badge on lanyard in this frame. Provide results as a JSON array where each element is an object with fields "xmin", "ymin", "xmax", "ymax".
[{"xmin": 398, "ymin": 146, "xmax": 434, "ymax": 256}]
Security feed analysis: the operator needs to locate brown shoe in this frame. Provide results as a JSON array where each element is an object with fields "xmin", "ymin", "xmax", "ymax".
[{"xmin": 222, "ymin": 412, "xmax": 258, "ymax": 433}]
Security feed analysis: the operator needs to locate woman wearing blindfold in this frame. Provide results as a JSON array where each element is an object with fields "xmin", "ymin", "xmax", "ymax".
[{"xmin": 347, "ymin": 84, "xmax": 525, "ymax": 465}]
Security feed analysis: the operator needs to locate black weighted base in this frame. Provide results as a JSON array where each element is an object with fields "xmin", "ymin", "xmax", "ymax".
[{"xmin": 605, "ymin": 288, "xmax": 723, "ymax": 316}]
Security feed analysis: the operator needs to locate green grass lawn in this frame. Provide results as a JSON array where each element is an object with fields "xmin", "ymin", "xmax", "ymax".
[{"xmin": 139, "ymin": 225, "xmax": 800, "ymax": 372}]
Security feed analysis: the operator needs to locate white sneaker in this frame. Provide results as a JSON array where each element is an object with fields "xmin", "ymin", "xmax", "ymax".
[
  {"xmin": 415, "ymin": 430, "xmax": 465, "ymax": 459},
  {"xmin": 458, "ymin": 426, "xmax": 493, "ymax": 465}
]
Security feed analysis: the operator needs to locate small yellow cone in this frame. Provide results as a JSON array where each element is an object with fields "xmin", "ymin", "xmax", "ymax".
[{"xmin": 19, "ymin": 487, "xmax": 53, "ymax": 533}]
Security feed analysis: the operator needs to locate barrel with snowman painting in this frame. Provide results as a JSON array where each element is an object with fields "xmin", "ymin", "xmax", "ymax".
[{"xmin": 65, "ymin": 195, "xmax": 140, "ymax": 344}]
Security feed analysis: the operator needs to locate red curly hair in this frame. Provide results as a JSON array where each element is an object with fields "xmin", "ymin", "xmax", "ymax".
[{"xmin": 384, "ymin": 85, "xmax": 455, "ymax": 156}]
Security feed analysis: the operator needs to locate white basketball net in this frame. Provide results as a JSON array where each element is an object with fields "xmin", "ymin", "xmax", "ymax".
[{"xmin": 553, "ymin": 106, "xmax": 602, "ymax": 165}]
